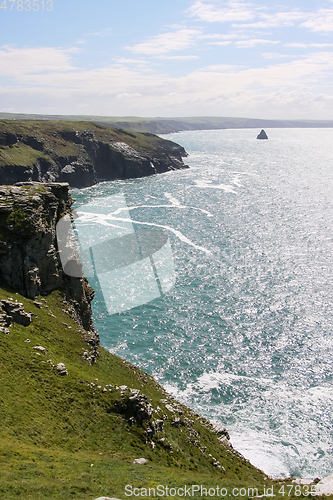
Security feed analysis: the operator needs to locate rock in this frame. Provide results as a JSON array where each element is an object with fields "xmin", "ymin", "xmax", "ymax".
[
  {"xmin": 0, "ymin": 326, "xmax": 10, "ymax": 334},
  {"xmin": 211, "ymin": 423, "xmax": 230, "ymax": 440},
  {"xmin": 292, "ymin": 477, "xmax": 314, "ymax": 485},
  {"xmin": 133, "ymin": 458, "xmax": 148, "ymax": 465},
  {"xmin": 0, "ymin": 300, "xmax": 32, "ymax": 326},
  {"xmin": 33, "ymin": 301, "xmax": 42, "ymax": 308},
  {"xmin": 146, "ymin": 419, "xmax": 164, "ymax": 438},
  {"xmin": 93, "ymin": 497, "xmax": 122, "ymax": 500},
  {"xmin": 56, "ymin": 363, "xmax": 68, "ymax": 376},
  {"xmin": 0, "ymin": 312, "xmax": 12, "ymax": 327},
  {"xmin": 33, "ymin": 346, "xmax": 46, "ymax": 353},
  {"xmin": 257, "ymin": 129, "xmax": 268, "ymax": 140},
  {"xmin": 0, "ymin": 183, "xmax": 100, "ymax": 359},
  {"xmin": 218, "ymin": 435, "xmax": 232, "ymax": 447},
  {"xmin": 125, "ymin": 393, "xmax": 154, "ymax": 424},
  {"xmin": 165, "ymin": 404, "xmax": 176, "ymax": 413},
  {"xmin": 315, "ymin": 473, "xmax": 333, "ymax": 495},
  {"xmin": 154, "ymin": 419, "xmax": 164, "ymax": 432}
]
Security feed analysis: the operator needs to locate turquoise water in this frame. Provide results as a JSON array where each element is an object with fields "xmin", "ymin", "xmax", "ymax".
[{"xmin": 73, "ymin": 128, "xmax": 333, "ymax": 479}]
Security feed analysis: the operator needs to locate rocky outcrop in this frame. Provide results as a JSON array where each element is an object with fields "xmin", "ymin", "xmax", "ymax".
[
  {"xmin": 257, "ymin": 129, "xmax": 268, "ymax": 139},
  {"xmin": 0, "ymin": 299, "xmax": 32, "ymax": 326},
  {"xmin": 0, "ymin": 121, "xmax": 188, "ymax": 188},
  {"xmin": 0, "ymin": 182, "xmax": 99, "ymax": 352}
]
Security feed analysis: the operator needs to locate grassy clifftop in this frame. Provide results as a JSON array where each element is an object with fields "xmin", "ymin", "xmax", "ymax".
[
  {"xmin": 0, "ymin": 120, "xmax": 187, "ymax": 187},
  {"xmin": 0, "ymin": 285, "xmax": 270, "ymax": 500}
]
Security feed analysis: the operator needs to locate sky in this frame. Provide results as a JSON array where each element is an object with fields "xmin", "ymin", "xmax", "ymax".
[{"xmin": 0, "ymin": 0, "xmax": 333, "ymax": 119}]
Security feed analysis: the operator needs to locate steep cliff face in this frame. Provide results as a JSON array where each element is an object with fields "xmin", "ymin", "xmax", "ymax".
[
  {"xmin": 0, "ymin": 182, "xmax": 99, "ymax": 352},
  {"xmin": 0, "ymin": 120, "xmax": 188, "ymax": 188}
]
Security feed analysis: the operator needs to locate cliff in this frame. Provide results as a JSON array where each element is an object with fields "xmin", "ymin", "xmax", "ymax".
[
  {"xmin": 0, "ymin": 182, "xmax": 99, "ymax": 358},
  {"xmin": 0, "ymin": 182, "xmax": 275, "ymax": 499},
  {"xmin": 0, "ymin": 120, "xmax": 188, "ymax": 188}
]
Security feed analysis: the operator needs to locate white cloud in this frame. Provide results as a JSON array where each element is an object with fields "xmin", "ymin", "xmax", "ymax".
[
  {"xmin": 0, "ymin": 46, "xmax": 78, "ymax": 77},
  {"xmin": 201, "ymin": 33, "xmax": 240, "ymax": 40},
  {"xmin": 188, "ymin": 0, "xmax": 255, "ymax": 22},
  {"xmin": 3, "ymin": 47, "xmax": 333, "ymax": 96},
  {"xmin": 284, "ymin": 42, "xmax": 333, "ymax": 48},
  {"xmin": 116, "ymin": 93, "xmax": 142, "ymax": 99},
  {"xmin": 310, "ymin": 43, "xmax": 333, "ymax": 47},
  {"xmin": 126, "ymin": 29, "xmax": 201, "ymax": 55},
  {"xmin": 261, "ymin": 52, "xmax": 292, "ymax": 60},
  {"xmin": 114, "ymin": 57, "xmax": 148, "ymax": 65},
  {"xmin": 284, "ymin": 43, "xmax": 308, "ymax": 48},
  {"xmin": 1, "ymin": 42, "xmax": 333, "ymax": 120},
  {"xmin": 240, "ymin": 10, "xmax": 306, "ymax": 29},
  {"xmin": 210, "ymin": 41, "xmax": 233, "ymax": 46},
  {"xmin": 158, "ymin": 55, "xmax": 199, "ymax": 60},
  {"xmin": 301, "ymin": 9, "xmax": 333, "ymax": 33},
  {"xmin": 235, "ymin": 39, "xmax": 280, "ymax": 48},
  {"xmin": 187, "ymin": 1, "xmax": 333, "ymax": 34}
]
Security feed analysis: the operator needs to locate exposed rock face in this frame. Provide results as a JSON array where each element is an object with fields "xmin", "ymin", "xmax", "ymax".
[
  {"xmin": 0, "ymin": 121, "xmax": 188, "ymax": 188},
  {"xmin": 0, "ymin": 182, "xmax": 99, "ymax": 349},
  {"xmin": 56, "ymin": 362, "xmax": 68, "ymax": 376},
  {"xmin": 257, "ymin": 129, "xmax": 268, "ymax": 140},
  {"xmin": 0, "ymin": 299, "xmax": 32, "ymax": 326}
]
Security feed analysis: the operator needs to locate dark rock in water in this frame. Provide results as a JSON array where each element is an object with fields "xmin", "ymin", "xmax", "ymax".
[{"xmin": 257, "ymin": 129, "xmax": 268, "ymax": 140}]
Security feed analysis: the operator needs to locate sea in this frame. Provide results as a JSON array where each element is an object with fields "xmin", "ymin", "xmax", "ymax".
[{"xmin": 72, "ymin": 128, "xmax": 333, "ymax": 480}]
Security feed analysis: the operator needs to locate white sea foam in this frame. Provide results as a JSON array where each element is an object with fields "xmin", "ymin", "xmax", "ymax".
[
  {"xmin": 164, "ymin": 192, "xmax": 181, "ymax": 206},
  {"xmin": 191, "ymin": 179, "xmax": 238, "ymax": 194},
  {"xmin": 77, "ymin": 211, "xmax": 212, "ymax": 256},
  {"xmin": 109, "ymin": 200, "xmax": 213, "ymax": 217}
]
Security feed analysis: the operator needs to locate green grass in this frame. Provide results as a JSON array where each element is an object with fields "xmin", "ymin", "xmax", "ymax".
[
  {"xmin": 0, "ymin": 286, "xmax": 327, "ymax": 499},
  {"xmin": 0, "ymin": 142, "xmax": 47, "ymax": 168}
]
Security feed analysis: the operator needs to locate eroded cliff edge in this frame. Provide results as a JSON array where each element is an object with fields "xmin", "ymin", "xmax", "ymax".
[
  {"xmin": 0, "ymin": 120, "xmax": 188, "ymax": 188},
  {"xmin": 0, "ymin": 182, "xmax": 99, "ymax": 357}
]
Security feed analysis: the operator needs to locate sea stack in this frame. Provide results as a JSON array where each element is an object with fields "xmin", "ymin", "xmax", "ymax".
[{"xmin": 257, "ymin": 129, "xmax": 268, "ymax": 140}]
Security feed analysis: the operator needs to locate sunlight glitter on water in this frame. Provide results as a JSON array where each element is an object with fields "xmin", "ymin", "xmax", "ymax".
[{"xmin": 73, "ymin": 128, "xmax": 333, "ymax": 479}]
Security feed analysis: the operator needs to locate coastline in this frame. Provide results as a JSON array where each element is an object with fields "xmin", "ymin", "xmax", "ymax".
[{"xmin": 1, "ymin": 112, "xmax": 333, "ymax": 135}]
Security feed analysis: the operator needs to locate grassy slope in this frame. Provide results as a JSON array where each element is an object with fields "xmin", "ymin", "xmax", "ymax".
[
  {"xmin": 0, "ymin": 285, "xmax": 269, "ymax": 500},
  {"xmin": 0, "ymin": 285, "xmax": 325, "ymax": 499}
]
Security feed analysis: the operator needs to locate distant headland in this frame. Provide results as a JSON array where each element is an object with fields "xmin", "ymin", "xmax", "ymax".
[{"xmin": 1, "ymin": 112, "xmax": 333, "ymax": 135}]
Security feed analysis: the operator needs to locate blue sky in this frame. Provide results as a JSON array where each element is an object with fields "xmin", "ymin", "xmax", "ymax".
[{"xmin": 1, "ymin": 0, "xmax": 333, "ymax": 119}]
